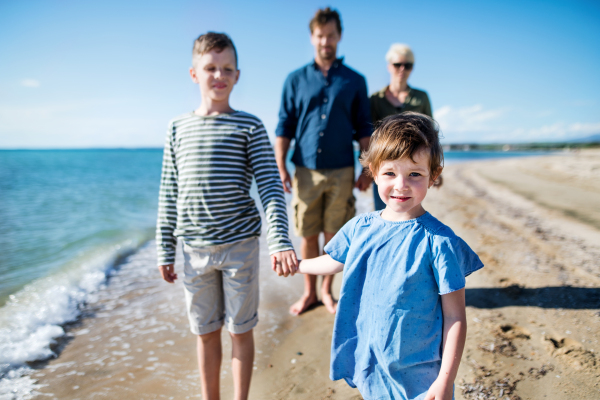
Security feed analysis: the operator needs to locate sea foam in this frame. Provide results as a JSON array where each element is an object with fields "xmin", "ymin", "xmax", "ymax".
[{"xmin": 0, "ymin": 238, "xmax": 145, "ymax": 399}]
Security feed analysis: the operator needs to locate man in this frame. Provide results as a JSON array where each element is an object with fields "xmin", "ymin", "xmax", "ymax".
[{"xmin": 275, "ymin": 7, "xmax": 371, "ymax": 315}]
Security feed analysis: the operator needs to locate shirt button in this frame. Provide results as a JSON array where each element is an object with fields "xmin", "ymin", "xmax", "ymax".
[
  {"xmin": 325, "ymin": 81, "xmax": 329, "ymax": 86},
  {"xmin": 317, "ymin": 148, "xmax": 322, "ymax": 153},
  {"xmin": 321, "ymin": 114, "xmax": 326, "ymax": 120},
  {"xmin": 323, "ymin": 97, "xmax": 328, "ymax": 103},
  {"xmin": 319, "ymin": 131, "xmax": 324, "ymax": 137}
]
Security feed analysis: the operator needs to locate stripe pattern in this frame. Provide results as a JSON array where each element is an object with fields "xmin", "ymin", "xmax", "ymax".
[{"xmin": 156, "ymin": 111, "xmax": 293, "ymax": 265}]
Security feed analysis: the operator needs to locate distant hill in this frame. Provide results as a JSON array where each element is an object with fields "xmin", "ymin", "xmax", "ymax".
[{"xmin": 570, "ymin": 133, "xmax": 600, "ymax": 143}]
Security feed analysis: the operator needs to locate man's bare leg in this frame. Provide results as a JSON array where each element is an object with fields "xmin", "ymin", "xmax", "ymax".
[
  {"xmin": 197, "ymin": 328, "xmax": 222, "ymax": 400},
  {"xmin": 321, "ymin": 231, "xmax": 338, "ymax": 314},
  {"xmin": 289, "ymin": 234, "xmax": 320, "ymax": 315},
  {"xmin": 230, "ymin": 329, "xmax": 254, "ymax": 400}
]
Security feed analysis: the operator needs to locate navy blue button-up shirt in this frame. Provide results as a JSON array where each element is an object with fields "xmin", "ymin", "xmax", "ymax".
[{"xmin": 276, "ymin": 58, "xmax": 372, "ymax": 170}]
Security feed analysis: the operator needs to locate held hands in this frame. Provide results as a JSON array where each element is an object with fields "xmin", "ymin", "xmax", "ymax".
[
  {"xmin": 423, "ymin": 378, "xmax": 453, "ymax": 400},
  {"xmin": 158, "ymin": 264, "xmax": 178, "ymax": 283},
  {"xmin": 271, "ymin": 250, "xmax": 298, "ymax": 277}
]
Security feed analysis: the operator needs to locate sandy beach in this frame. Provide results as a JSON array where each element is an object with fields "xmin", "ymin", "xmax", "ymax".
[{"xmin": 31, "ymin": 150, "xmax": 600, "ymax": 399}]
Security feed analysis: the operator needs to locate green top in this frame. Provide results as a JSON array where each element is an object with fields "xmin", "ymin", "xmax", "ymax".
[{"xmin": 370, "ymin": 85, "xmax": 432, "ymax": 124}]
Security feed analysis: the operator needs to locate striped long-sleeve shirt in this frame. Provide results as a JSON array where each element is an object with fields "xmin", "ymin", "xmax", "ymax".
[{"xmin": 156, "ymin": 111, "xmax": 294, "ymax": 266}]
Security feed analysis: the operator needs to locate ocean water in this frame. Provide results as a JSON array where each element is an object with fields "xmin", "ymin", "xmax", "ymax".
[{"xmin": 0, "ymin": 148, "xmax": 549, "ymax": 398}]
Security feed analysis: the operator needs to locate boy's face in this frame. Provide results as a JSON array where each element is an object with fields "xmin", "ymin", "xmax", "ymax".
[
  {"xmin": 372, "ymin": 148, "xmax": 439, "ymax": 221},
  {"xmin": 190, "ymin": 47, "xmax": 239, "ymax": 104},
  {"xmin": 310, "ymin": 21, "xmax": 341, "ymax": 62}
]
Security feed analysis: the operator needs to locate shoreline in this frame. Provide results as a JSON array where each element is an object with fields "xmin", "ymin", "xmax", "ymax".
[{"xmin": 17, "ymin": 150, "xmax": 600, "ymax": 399}]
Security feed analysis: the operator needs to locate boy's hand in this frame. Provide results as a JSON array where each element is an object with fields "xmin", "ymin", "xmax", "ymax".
[
  {"xmin": 158, "ymin": 264, "xmax": 178, "ymax": 283},
  {"xmin": 271, "ymin": 250, "xmax": 298, "ymax": 277}
]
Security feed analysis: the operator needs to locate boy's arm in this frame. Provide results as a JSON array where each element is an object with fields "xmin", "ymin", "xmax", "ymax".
[
  {"xmin": 156, "ymin": 124, "xmax": 179, "ymax": 281},
  {"xmin": 298, "ymin": 255, "xmax": 344, "ymax": 276},
  {"xmin": 424, "ymin": 288, "xmax": 467, "ymax": 400},
  {"xmin": 247, "ymin": 121, "xmax": 297, "ymax": 276}
]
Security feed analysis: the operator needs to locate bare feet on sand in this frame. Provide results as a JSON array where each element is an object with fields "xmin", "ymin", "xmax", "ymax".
[
  {"xmin": 289, "ymin": 293, "xmax": 319, "ymax": 316},
  {"xmin": 321, "ymin": 292, "xmax": 337, "ymax": 314}
]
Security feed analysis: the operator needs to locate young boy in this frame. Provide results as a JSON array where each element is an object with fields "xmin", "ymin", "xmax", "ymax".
[{"xmin": 156, "ymin": 32, "xmax": 298, "ymax": 400}]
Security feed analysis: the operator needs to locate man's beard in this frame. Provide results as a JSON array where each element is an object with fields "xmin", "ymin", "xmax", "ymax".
[{"xmin": 319, "ymin": 46, "xmax": 336, "ymax": 61}]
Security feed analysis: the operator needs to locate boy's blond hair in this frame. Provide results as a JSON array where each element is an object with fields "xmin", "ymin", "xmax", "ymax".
[
  {"xmin": 361, "ymin": 112, "xmax": 444, "ymax": 183},
  {"xmin": 192, "ymin": 32, "xmax": 238, "ymax": 68}
]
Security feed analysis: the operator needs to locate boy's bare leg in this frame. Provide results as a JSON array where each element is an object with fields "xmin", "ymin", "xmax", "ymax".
[
  {"xmin": 197, "ymin": 328, "xmax": 223, "ymax": 400},
  {"xmin": 321, "ymin": 231, "xmax": 338, "ymax": 314},
  {"xmin": 289, "ymin": 234, "xmax": 320, "ymax": 315},
  {"xmin": 230, "ymin": 329, "xmax": 254, "ymax": 400}
]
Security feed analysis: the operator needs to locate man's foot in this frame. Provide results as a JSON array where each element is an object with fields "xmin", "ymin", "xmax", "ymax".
[
  {"xmin": 289, "ymin": 293, "xmax": 319, "ymax": 316},
  {"xmin": 321, "ymin": 292, "xmax": 338, "ymax": 314}
]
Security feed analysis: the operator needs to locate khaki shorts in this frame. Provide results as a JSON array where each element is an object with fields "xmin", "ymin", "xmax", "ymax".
[
  {"xmin": 182, "ymin": 237, "xmax": 259, "ymax": 335},
  {"xmin": 292, "ymin": 166, "xmax": 356, "ymax": 237}
]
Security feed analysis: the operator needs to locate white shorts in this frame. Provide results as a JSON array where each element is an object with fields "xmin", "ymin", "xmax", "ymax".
[{"xmin": 182, "ymin": 237, "xmax": 259, "ymax": 335}]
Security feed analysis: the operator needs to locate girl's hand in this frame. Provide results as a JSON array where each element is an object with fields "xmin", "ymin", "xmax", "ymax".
[{"xmin": 424, "ymin": 378, "xmax": 453, "ymax": 400}]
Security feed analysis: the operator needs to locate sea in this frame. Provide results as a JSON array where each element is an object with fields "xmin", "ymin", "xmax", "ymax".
[{"xmin": 0, "ymin": 148, "xmax": 550, "ymax": 398}]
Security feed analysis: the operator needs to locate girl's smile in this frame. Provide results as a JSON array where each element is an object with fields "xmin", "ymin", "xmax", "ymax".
[{"xmin": 373, "ymin": 148, "xmax": 439, "ymax": 222}]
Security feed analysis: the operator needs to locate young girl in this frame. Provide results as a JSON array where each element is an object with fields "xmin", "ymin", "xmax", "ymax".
[{"xmin": 297, "ymin": 112, "xmax": 484, "ymax": 400}]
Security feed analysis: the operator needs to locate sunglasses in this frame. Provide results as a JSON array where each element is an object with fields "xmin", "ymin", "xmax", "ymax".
[{"xmin": 392, "ymin": 62, "xmax": 413, "ymax": 70}]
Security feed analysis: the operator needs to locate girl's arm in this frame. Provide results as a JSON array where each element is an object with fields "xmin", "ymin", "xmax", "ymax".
[
  {"xmin": 298, "ymin": 255, "xmax": 344, "ymax": 276},
  {"xmin": 424, "ymin": 288, "xmax": 467, "ymax": 400}
]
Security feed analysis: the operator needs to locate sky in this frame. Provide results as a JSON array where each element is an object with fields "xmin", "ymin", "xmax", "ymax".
[{"xmin": 0, "ymin": 0, "xmax": 599, "ymax": 148}]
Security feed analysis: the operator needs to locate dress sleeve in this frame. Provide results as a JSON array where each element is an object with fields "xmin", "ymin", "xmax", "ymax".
[
  {"xmin": 431, "ymin": 231, "xmax": 484, "ymax": 295},
  {"xmin": 323, "ymin": 216, "xmax": 360, "ymax": 264}
]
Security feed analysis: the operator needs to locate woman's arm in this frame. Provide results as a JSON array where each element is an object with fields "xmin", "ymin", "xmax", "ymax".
[
  {"xmin": 424, "ymin": 288, "xmax": 467, "ymax": 400},
  {"xmin": 298, "ymin": 255, "xmax": 344, "ymax": 276}
]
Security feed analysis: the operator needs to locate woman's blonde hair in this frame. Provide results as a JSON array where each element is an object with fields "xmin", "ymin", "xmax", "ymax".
[
  {"xmin": 385, "ymin": 43, "xmax": 415, "ymax": 64},
  {"xmin": 361, "ymin": 112, "xmax": 443, "ymax": 183}
]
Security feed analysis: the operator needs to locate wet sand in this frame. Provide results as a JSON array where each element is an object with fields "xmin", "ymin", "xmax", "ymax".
[{"xmin": 33, "ymin": 150, "xmax": 600, "ymax": 399}]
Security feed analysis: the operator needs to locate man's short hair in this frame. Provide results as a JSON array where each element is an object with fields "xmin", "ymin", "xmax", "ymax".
[
  {"xmin": 192, "ymin": 32, "xmax": 238, "ymax": 68},
  {"xmin": 360, "ymin": 112, "xmax": 443, "ymax": 180},
  {"xmin": 385, "ymin": 43, "xmax": 415, "ymax": 64},
  {"xmin": 309, "ymin": 7, "xmax": 342, "ymax": 35}
]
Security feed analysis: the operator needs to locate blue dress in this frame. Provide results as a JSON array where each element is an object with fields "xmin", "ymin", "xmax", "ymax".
[{"xmin": 324, "ymin": 211, "xmax": 484, "ymax": 400}]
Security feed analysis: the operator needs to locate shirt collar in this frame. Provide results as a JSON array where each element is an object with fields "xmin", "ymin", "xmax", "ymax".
[
  {"xmin": 377, "ymin": 84, "xmax": 412, "ymax": 98},
  {"xmin": 311, "ymin": 57, "xmax": 344, "ymax": 70}
]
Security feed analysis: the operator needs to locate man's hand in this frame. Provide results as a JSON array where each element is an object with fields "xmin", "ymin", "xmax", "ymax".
[
  {"xmin": 158, "ymin": 264, "xmax": 177, "ymax": 283},
  {"xmin": 279, "ymin": 168, "xmax": 292, "ymax": 194},
  {"xmin": 355, "ymin": 170, "xmax": 372, "ymax": 191},
  {"xmin": 275, "ymin": 137, "xmax": 292, "ymax": 193},
  {"xmin": 271, "ymin": 250, "xmax": 298, "ymax": 277}
]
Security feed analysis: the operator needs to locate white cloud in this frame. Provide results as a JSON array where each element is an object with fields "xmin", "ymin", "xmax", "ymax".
[
  {"xmin": 434, "ymin": 104, "xmax": 507, "ymax": 142},
  {"xmin": 21, "ymin": 79, "xmax": 41, "ymax": 88},
  {"xmin": 0, "ymin": 102, "xmax": 166, "ymax": 148},
  {"xmin": 509, "ymin": 122, "xmax": 600, "ymax": 142},
  {"xmin": 434, "ymin": 104, "xmax": 506, "ymax": 133},
  {"xmin": 433, "ymin": 104, "xmax": 600, "ymax": 143}
]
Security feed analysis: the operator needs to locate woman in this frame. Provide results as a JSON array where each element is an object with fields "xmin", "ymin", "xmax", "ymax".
[{"xmin": 370, "ymin": 43, "xmax": 434, "ymax": 210}]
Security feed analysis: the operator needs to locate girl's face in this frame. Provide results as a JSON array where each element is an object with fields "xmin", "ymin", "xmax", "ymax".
[{"xmin": 373, "ymin": 148, "xmax": 438, "ymax": 222}]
